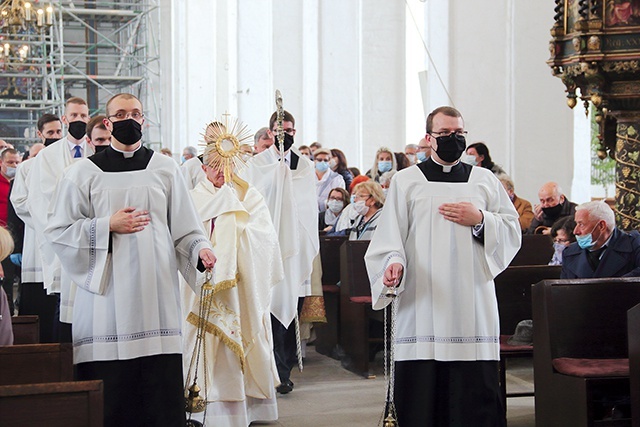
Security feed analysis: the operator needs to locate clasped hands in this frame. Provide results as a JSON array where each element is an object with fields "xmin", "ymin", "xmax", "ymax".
[{"xmin": 109, "ymin": 207, "xmax": 216, "ymax": 269}]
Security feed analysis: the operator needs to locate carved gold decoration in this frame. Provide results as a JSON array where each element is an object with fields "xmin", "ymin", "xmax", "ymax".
[
  {"xmin": 602, "ymin": 60, "xmax": 640, "ymax": 73},
  {"xmin": 588, "ymin": 35, "xmax": 601, "ymax": 50}
]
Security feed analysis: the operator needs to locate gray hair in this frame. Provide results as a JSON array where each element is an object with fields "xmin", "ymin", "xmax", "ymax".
[
  {"xmin": 497, "ymin": 173, "xmax": 514, "ymax": 192},
  {"xmin": 254, "ymin": 127, "xmax": 269, "ymax": 145},
  {"xmin": 379, "ymin": 170, "xmax": 397, "ymax": 187},
  {"xmin": 184, "ymin": 146, "xmax": 198, "ymax": 157},
  {"xmin": 576, "ymin": 200, "xmax": 615, "ymax": 231},
  {"xmin": 405, "ymin": 144, "xmax": 418, "ymax": 150}
]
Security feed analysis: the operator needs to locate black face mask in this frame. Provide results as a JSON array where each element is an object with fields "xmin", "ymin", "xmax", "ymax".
[
  {"xmin": 434, "ymin": 133, "xmax": 466, "ymax": 163},
  {"xmin": 93, "ymin": 145, "xmax": 109, "ymax": 153},
  {"xmin": 276, "ymin": 132, "xmax": 294, "ymax": 152},
  {"xmin": 111, "ymin": 119, "xmax": 142, "ymax": 145},
  {"xmin": 541, "ymin": 202, "xmax": 563, "ymax": 219},
  {"xmin": 67, "ymin": 121, "xmax": 86, "ymax": 140},
  {"xmin": 44, "ymin": 138, "xmax": 58, "ymax": 146}
]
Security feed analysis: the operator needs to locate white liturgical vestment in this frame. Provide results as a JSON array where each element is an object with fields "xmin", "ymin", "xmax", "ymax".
[
  {"xmin": 27, "ymin": 139, "xmax": 93, "ymax": 292},
  {"xmin": 182, "ymin": 179, "xmax": 283, "ymax": 426},
  {"xmin": 181, "ymin": 156, "xmax": 206, "ymax": 190},
  {"xmin": 10, "ymin": 158, "xmax": 43, "ymax": 283},
  {"xmin": 45, "ymin": 153, "xmax": 211, "ymax": 364},
  {"xmin": 240, "ymin": 146, "xmax": 319, "ymax": 327},
  {"xmin": 365, "ymin": 165, "xmax": 521, "ymax": 362}
]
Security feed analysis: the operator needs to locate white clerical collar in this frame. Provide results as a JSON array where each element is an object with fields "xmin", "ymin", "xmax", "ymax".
[
  {"xmin": 111, "ymin": 143, "xmax": 141, "ymax": 158},
  {"xmin": 431, "ymin": 156, "xmax": 460, "ymax": 173}
]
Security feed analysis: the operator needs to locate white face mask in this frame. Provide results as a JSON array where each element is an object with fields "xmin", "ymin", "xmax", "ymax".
[
  {"xmin": 5, "ymin": 166, "xmax": 16, "ymax": 178},
  {"xmin": 327, "ymin": 199, "xmax": 344, "ymax": 213},
  {"xmin": 354, "ymin": 200, "xmax": 369, "ymax": 216},
  {"xmin": 460, "ymin": 153, "xmax": 478, "ymax": 166},
  {"xmin": 329, "ymin": 158, "xmax": 338, "ymax": 170}
]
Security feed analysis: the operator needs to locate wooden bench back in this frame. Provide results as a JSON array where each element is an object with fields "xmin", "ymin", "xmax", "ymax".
[
  {"xmin": 11, "ymin": 315, "xmax": 39, "ymax": 344},
  {"xmin": 0, "ymin": 343, "xmax": 73, "ymax": 385},
  {"xmin": 0, "ymin": 380, "xmax": 103, "ymax": 427},
  {"xmin": 534, "ymin": 278, "xmax": 640, "ymax": 360},
  {"xmin": 494, "ymin": 265, "xmax": 561, "ymax": 334},
  {"xmin": 510, "ymin": 234, "xmax": 554, "ymax": 266},
  {"xmin": 320, "ymin": 235, "xmax": 348, "ymax": 286},
  {"xmin": 339, "ymin": 240, "xmax": 371, "ymax": 298}
]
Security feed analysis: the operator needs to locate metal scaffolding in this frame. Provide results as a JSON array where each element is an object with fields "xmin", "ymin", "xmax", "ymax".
[{"xmin": 0, "ymin": 0, "xmax": 161, "ymax": 151}]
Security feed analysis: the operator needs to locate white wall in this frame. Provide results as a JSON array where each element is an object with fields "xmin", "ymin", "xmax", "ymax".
[
  {"xmin": 160, "ymin": 0, "xmax": 579, "ymax": 203},
  {"xmin": 443, "ymin": 0, "xmax": 575, "ymax": 203}
]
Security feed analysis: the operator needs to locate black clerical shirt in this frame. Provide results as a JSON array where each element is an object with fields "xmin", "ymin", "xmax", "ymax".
[
  {"xmin": 89, "ymin": 145, "xmax": 153, "ymax": 172},
  {"xmin": 417, "ymin": 157, "xmax": 472, "ymax": 183}
]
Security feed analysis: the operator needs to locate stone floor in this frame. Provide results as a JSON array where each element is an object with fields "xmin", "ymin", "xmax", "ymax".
[{"xmin": 257, "ymin": 347, "xmax": 535, "ymax": 427}]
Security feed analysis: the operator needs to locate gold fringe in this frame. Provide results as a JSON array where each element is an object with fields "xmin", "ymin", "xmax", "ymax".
[
  {"xmin": 186, "ymin": 311, "xmax": 246, "ymax": 373},
  {"xmin": 300, "ymin": 315, "xmax": 327, "ymax": 323},
  {"xmin": 211, "ymin": 277, "xmax": 238, "ymax": 295}
]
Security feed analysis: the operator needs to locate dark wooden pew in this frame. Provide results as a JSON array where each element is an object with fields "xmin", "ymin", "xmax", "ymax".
[
  {"xmin": 533, "ymin": 277, "xmax": 640, "ymax": 426},
  {"xmin": 510, "ymin": 234, "xmax": 554, "ymax": 266},
  {"xmin": 0, "ymin": 380, "xmax": 104, "ymax": 427},
  {"xmin": 628, "ymin": 303, "xmax": 640, "ymax": 427},
  {"xmin": 494, "ymin": 265, "xmax": 562, "ymax": 410},
  {"xmin": 0, "ymin": 343, "xmax": 73, "ymax": 386},
  {"xmin": 314, "ymin": 235, "xmax": 348, "ymax": 358},
  {"xmin": 339, "ymin": 239, "xmax": 379, "ymax": 378},
  {"xmin": 11, "ymin": 315, "xmax": 40, "ymax": 344}
]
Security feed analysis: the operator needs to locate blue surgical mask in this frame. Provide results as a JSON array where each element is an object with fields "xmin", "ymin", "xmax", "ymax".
[
  {"xmin": 460, "ymin": 153, "xmax": 478, "ymax": 166},
  {"xmin": 350, "ymin": 195, "xmax": 356, "ymax": 204},
  {"xmin": 180, "ymin": 156, "xmax": 186, "ymax": 164},
  {"xmin": 576, "ymin": 223, "xmax": 599, "ymax": 250},
  {"xmin": 417, "ymin": 151, "xmax": 428, "ymax": 162},
  {"xmin": 552, "ymin": 241, "xmax": 566, "ymax": 263},
  {"xmin": 378, "ymin": 161, "xmax": 392, "ymax": 173},
  {"xmin": 315, "ymin": 161, "xmax": 329, "ymax": 172}
]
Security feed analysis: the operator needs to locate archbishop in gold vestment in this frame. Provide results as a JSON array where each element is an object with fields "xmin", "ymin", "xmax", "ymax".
[{"xmin": 182, "ymin": 178, "xmax": 284, "ymax": 427}]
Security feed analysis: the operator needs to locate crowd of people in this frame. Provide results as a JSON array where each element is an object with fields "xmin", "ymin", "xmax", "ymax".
[{"xmin": 0, "ymin": 99, "xmax": 639, "ymax": 427}]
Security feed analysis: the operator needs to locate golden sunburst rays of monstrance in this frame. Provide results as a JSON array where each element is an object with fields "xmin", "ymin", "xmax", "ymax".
[{"xmin": 199, "ymin": 113, "xmax": 253, "ymax": 183}]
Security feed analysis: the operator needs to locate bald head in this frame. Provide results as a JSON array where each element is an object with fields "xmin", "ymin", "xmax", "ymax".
[
  {"xmin": 538, "ymin": 182, "xmax": 565, "ymax": 208},
  {"xmin": 29, "ymin": 143, "xmax": 45, "ymax": 158}
]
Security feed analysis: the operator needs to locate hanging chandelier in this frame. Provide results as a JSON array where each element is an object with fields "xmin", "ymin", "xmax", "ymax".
[{"xmin": 0, "ymin": 0, "xmax": 54, "ymax": 33}]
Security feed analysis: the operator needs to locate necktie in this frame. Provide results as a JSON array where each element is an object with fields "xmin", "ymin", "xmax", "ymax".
[{"xmin": 73, "ymin": 145, "xmax": 82, "ymax": 158}]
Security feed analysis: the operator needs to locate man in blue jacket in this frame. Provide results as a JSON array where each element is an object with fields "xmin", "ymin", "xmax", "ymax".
[{"xmin": 561, "ymin": 200, "xmax": 640, "ymax": 278}]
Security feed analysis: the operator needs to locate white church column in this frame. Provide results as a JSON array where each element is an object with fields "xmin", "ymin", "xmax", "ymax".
[{"xmin": 360, "ymin": 1, "xmax": 406, "ymax": 170}]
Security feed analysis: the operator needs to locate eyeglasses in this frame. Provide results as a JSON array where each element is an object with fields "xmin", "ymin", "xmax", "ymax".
[
  {"xmin": 328, "ymin": 196, "xmax": 343, "ymax": 201},
  {"xmin": 354, "ymin": 194, "xmax": 371, "ymax": 200},
  {"xmin": 108, "ymin": 111, "xmax": 144, "ymax": 121},
  {"xmin": 315, "ymin": 158, "xmax": 329, "ymax": 163},
  {"xmin": 429, "ymin": 130, "xmax": 468, "ymax": 138}
]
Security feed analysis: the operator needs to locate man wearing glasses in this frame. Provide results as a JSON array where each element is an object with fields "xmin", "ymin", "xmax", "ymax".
[
  {"xmin": 23, "ymin": 97, "xmax": 93, "ymax": 342},
  {"xmin": 45, "ymin": 93, "xmax": 216, "ymax": 427},
  {"xmin": 242, "ymin": 109, "xmax": 318, "ymax": 395},
  {"xmin": 365, "ymin": 106, "xmax": 521, "ymax": 426}
]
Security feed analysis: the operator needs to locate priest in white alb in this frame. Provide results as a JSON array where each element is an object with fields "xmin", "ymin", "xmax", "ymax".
[
  {"xmin": 45, "ymin": 93, "xmax": 216, "ymax": 427},
  {"xmin": 240, "ymin": 109, "xmax": 319, "ymax": 394},
  {"xmin": 26, "ymin": 97, "xmax": 93, "ymax": 342},
  {"xmin": 182, "ymin": 122, "xmax": 283, "ymax": 426},
  {"xmin": 365, "ymin": 106, "xmax": 521, "ymax": 426}
]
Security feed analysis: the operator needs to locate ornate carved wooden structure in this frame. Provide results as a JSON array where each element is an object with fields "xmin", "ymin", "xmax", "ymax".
[{"xmin": 548, "ymin": 0, "xmax": 640, "ymax": 230}]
